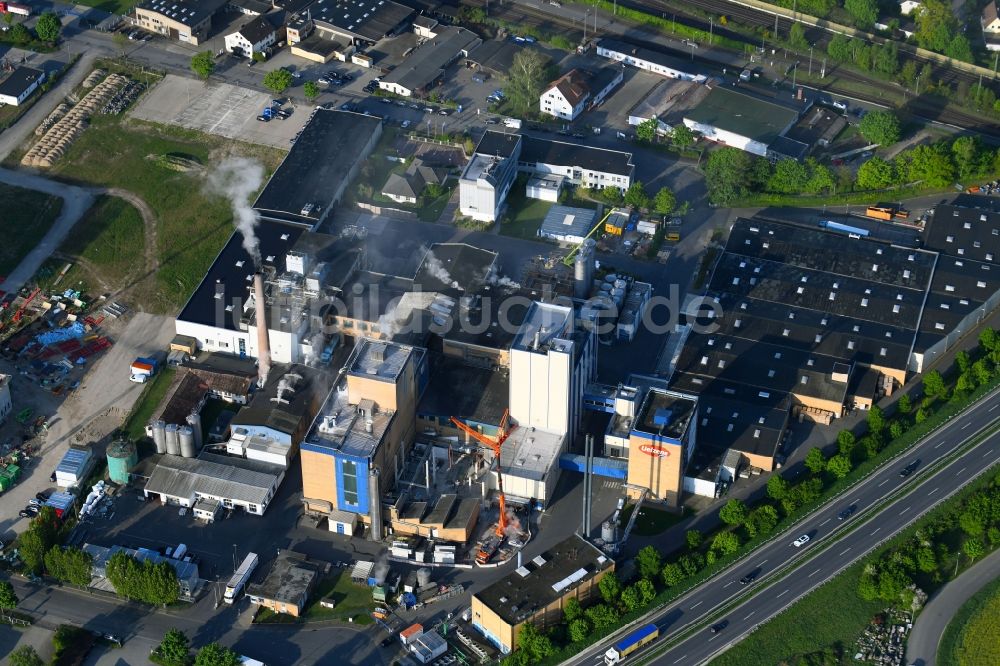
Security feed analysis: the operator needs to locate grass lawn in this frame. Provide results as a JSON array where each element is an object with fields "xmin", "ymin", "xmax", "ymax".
[
  {"xmin": 57, "ymin": 195, "xmax": 145, "ymax": 290},
  {"xmin": 70, "ymin": 0, "xmax": 138, "ymax": 15},
  {"xmin": 938, "ymin": 574, "xmax": 1000, "ymax": 666},
  {"xmin": 42, "ymin": 108, "xmax": 285, "ymax": 313},
  {"xmin": 122, "ymin": 366, "xmax": 176, "ymax": 441},
  {"xmin": 0, "ymin": 184, "xmax": 64, "ymax": 277},
  {"xmin": 256, "ymin": 571, "xmax": 375, "ymax": 625},
  {"xmin": 707, "ymin": 561, "xmax": 883, "ymax": 666},
  {"xmin": 500, "ymin": 178, "xmax": 554, "ymax": 241},
  {"xmin": 621, "ymin": 504, "xmax": 686, "ymax": 537}
]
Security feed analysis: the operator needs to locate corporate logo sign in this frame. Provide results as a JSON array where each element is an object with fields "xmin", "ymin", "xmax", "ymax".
[{"xmin": 639, "ymin": 444, "xmax": 670, "ymax": 459}]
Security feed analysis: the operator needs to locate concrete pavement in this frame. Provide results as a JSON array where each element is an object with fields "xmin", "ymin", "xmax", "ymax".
[{"xmin": 905, "ymin": 547, "xmax": 1000, "ymax": 666}]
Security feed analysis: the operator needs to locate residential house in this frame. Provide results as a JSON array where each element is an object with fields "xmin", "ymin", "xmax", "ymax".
[{"xmin": 224, "ymin": 15, "xmax": 279, "ymax": 57}]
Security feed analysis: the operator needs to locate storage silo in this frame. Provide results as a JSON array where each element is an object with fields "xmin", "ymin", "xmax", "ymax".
[
  {"xmin": 187, "ymin": 411, "xmax": 203, "ymax": 451},
  {"xmin": 164, "ymin": 423, "xmax": 180, "ymax": 456},
  {"xmin": 151, "ymin": 420, "xmax": 167, "ymax": 454},
  {"xmin": 178, "ymin": 426, "xmax": 196, "ymax": 458},
  {"xmin": 574, "ymin": 240, "xmax": 595, "ymax": 299},
  {"xmin": 106, "ymin": 439, "xmax": 138, "ymax": 484}
]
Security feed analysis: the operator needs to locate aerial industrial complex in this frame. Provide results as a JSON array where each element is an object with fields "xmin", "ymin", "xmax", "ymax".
[{"xmin": 6, "ymin": 0, "xmax": 1000, "ymax": 662}]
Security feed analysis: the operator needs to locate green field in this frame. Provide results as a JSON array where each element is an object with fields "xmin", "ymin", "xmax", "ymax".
[
  {"xmin": 255, "ymin": 571, "xmax": 374, "ymax": 625},
  {"xmin": 621, "ymin": 504, "xmax": 687, "ymax": 537},
  {"xmin": 939, "ymin": 575, "xmax": 1000, "ymax": 666},
  {"xmin": 0, "ymin": 183, "xmax": 64, "ymax": 277},
  {"xmin": 122, "ymin": 366, "xmax": 176, "ymax": 441},
  {"xmin": 57, "ymin": 195, "xmax": 146, "ymax": 290},
  {"xmin": 40, "ymin": 101, "xmax": 284, "ymax": 313},
  {"xmin": 707, "ymin": 561, "xmax": 883, "ymax": 666}
]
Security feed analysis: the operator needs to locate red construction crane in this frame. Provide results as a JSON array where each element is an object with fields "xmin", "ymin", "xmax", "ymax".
[
  {"xmin": 12, "ymin": 288, "xmax": 41, "ymax": 324},
  {"xmin": 450, "ymin": 409, "xmax": 517, "ymax": 539}
]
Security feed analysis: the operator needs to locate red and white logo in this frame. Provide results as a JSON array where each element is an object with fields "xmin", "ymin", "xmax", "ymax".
[{"xmin": 639, "ymin": 444, "xmax": 670, "ymax": 458}]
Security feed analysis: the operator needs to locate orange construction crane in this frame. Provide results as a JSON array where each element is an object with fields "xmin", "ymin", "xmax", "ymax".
[
  {"xmin": 12, "ymin": 288, "xmax": 40, "ymax": 324},
  {"xmin": 450, "ymin": 409, "xmax": 517, "ymax": 539}
]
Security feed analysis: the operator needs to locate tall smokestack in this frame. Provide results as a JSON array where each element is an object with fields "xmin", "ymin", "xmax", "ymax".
[{"xmin": 254, "ymin": 272, "xmax": 271, "ymax": 388}]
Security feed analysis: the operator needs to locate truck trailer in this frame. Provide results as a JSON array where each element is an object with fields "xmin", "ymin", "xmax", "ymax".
[{"xmin": 604, "ymin": 624, "xmax": 659, "ymax": 665}]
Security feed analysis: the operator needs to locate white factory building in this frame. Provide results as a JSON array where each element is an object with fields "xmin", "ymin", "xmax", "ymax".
[
  {"xmin": 596, "ymin": 38, "xmax": 707, "ymax": 82},
  {"xmin": 460, "ymin": 131, "xmax": 634, "ymax": 223}
]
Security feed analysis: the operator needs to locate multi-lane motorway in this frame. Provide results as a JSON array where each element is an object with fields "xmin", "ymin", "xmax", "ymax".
[{"xmin": 565, "ymin": 386, "xmax": 1000, "ymax": 666}]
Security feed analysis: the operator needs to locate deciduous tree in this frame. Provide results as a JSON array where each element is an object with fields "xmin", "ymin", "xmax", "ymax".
[
  {"xmin": 704, "ymin": 147, "xmax": 754, "ymax": 204},
  {"xmin": 568, "ymin": 618, "xmax": 591, "ymax": 642},
  {"xmin": 636, "ymin": 118, "xmax": 658, "ymax": 142},
  {"xmin": 826, "ymin": 453, "xmax": 853, "ymax": 479},
  {"xmin": 685, "ymin": 529, "xmax": 703, "ymax": 549},
  {"xmin": 564, "ymin": 597, "xmax": 583, "ymax": 622},
  {"xmin": 303, "ymin": 81, "xmax": 320, "ymax": 100},
  {"xmin": 0, "ymin": 580, "xmax": 18, "ymax": 622},
  {"xmin": 190, "ymin": 51, "xmax": 215, "ymax": 79},
  {"xmin": 195, "ymin": 643, "xmax": 241, "ymax": 666},
  {"xmin": 506, "ymin": 49, "xmax": 550, "ymax": 116},
  {"xmin": 719, "ymin": 498, "xmax": 748, "ymax": 526},
  {"xmin": 636, "ymin": 545, "xmax": 662, "ymax": 581},
  {"xmin": 8, "ymin": 646, "xmax": 44, "ymax": 666},
  {"xmin": 804, "ymin": 447, "xmax": 826, "ymax": 474},
  {"xmin": 598, "ymin": 571, "xmax": 622, "ymax": 604},
  {"xmin": 624, "ymin": 181, "xmax": 650, "ymax": 210},
  {"xmin": 711, "ymin": 531, "xmax": 741, "ymax": 555},
  {"xmin": 766, "ymin": 474, "xmax": 789, "ymax": 500},
  {"xmin": 34, "ymin": 12, "xmax": 62, "ymax": 43},
  {"xmin": 845, "ymin": 0, "xmax": 877, "ymax": 28},
  {"xmin": 922, "ymin": 369, "xmax": 947, "ymax": 399},
  {"xmin": 653, "ymin": 187, "xmax": 676, "ymax": 214},
  {"xmin": 670, "ymin": 124, "xmax": 695, "ymax": 149},
  {"xmin": 262, "ymin": 68, "xmax": 293, "ymax": 94},
  {"xmin": 856, "ymin": 156, "xmax": 896, "ymax": 190},
  {"xmin": 156, "ymin": 629, "xmax": 191, "ymax": 666},
  {"xmin": 858, "ymin": 110, "xmax": 900, "ymax": 146}
]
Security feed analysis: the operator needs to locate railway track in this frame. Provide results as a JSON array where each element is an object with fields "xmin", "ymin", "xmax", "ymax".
[{"xmin": 457, "ymin": 0, "xmax": 1000, "ymax": 138}]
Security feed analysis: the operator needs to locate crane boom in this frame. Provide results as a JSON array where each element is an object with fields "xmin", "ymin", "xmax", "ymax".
[
  {"xmin": 450, "ymin": 410, "xmax": 516, "ymax": 539},
  {"xmin": 562, "ymin": 209, "xmax": 614, "ymax": 266}
]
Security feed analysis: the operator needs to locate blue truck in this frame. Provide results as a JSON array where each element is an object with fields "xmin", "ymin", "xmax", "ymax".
[{"xmin": 604, "ymin": 624, "xmax": 659, "ymax": 665}]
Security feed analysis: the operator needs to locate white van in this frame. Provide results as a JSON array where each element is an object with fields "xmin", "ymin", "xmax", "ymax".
[{"xmin": 503, "ymin": 117, "xmax": 522, "ymax": 129}]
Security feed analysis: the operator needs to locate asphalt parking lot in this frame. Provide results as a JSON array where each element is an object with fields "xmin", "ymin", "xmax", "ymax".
[{"xmin": 130, "ymin": 74, "xmax": 309, "ymax": 149}]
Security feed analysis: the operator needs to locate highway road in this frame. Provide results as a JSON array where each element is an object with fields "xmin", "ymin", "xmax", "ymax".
[{"xmin": 564, "ymin": 386, "xmax": 1000, "ymax": 666}]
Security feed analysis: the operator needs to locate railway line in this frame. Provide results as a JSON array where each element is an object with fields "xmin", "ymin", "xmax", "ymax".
[{"xmin": 457, "ymin": 0, "xmax": 1000, "ymax": 138}]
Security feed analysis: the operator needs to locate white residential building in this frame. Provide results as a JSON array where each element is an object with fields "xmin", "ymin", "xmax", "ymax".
[
  {"xmin": 0, "ymin": 67, "xmax": 45, "ymax": 107},
  {"xmin": 224, "ymin": 16, "xmax": 277, "ymax": 57},
  {"xmin": 540, "ymin": 70, "xmax": 590, "ymax": 120}
]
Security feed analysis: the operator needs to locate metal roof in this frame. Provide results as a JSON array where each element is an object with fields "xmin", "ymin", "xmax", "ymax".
[{"xmin": 144, "ymin": 453, "xmax": 283, "ymax": 505}]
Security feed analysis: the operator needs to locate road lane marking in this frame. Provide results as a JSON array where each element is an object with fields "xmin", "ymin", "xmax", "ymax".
[
  {"xmin": 879, "ymin": 478, "xmax": 890, "ymax": 487},
  {"xmin": 935, "ymin": 442, "xmax": 945, "ymax": 449},
  {"xmin": 691, "ymin": 601, "xmax": 702, "ymax": 609},
  {"xmin": 744, "ymin": 611, "xmax": 755, "ymax": 620},
  {"xmin": 871, "ymin": 527, "xmax": 881, "ymax": 535},
  {"xmin": 900, "ymin": 506, "xmax": 910, "ymax": 515},
  {"xmin": 928, "ymin": 487, "xmax": 939, "ymax": 495},
  {"xmin": 777, "ymin": 589, "xmax": 788, "ymax": 598},
  {"xmin": 757, "ymin": 559, "xmax": 768, "ymax": 567},
  {"xmin": 674, "ymin": 656, "xmax": 686, "ymax": 664},
  {"xmin": 808, "ymin": 568, "xmax": 821, "ymax": 577},
  {"xmin": 820, "ymin": 518, "xmax": 831, "ymax": 527},
  {"xmin": 991, "ymin": 403, "xmax": 999, "ymax": 412},
  {"xmin": 724, "ymin": 581, "xmax": 734, "ymax": 588},
  {"xmin": 708, "ymin": 634, "xmax": 717, "ymax": 642},
  {"xmin": 957, "ymin": 467, "xmax": 966, "ymax": 475},
  {"xmin": 839, "ymin": 547, "xmax": 852, "ymax": 556}
]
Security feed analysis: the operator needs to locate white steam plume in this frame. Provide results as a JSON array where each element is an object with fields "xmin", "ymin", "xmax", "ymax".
[
  {"xmin": 206, "ymin": 157, "xmax": 266, "ymax": 266},
  {"xmin": 422, "ymin": 248, "xmax": 459, "ymax": 290}
]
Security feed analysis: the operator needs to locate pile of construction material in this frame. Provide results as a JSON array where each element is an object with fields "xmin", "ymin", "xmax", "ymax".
[
  {"xmin": 81, "ymin": 68, "xmax": 106, "ymax": 88},
  {"xmin": 22, "ymin": 73, "xmax": 129, "ymax": 168},
  {"xmin": 35, "ymin": 103, "xmax": 70, "ymax": 136}
]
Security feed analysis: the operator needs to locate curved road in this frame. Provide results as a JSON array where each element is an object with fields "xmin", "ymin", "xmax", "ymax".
[
  {"xmin": 563, "ymin": 385, "xmax": 1000, "ymax": 666},
  {"xmin": 905, "ymin": 547, "xmax": 1000, "ymax": 666}
]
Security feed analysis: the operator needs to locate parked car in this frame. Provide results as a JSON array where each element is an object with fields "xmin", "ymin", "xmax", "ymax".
[
  {"xmin": 35, "ymin": 492, "xmax": 50, "ymax": 502},
  {"xmin": 19, "ymin": 509, "xmax": 33, "ymax": 518},
  {"xmin": 401, "ymin": 120, "xmax": 410, "ymax": 128},
  {"xmin": 28, "ymin": 498, "xmax": 42, "ymax": 507},
  {"xmin": 24, "ymin": 505, "xmax": 39, "ymax": 515},
  {"xmin": 257, "ymin": 114, "xmax": 271, "ymax": 122},
  {"xmin": 792, "ymin": 534, "xmax": 810, "ymax": 547}
]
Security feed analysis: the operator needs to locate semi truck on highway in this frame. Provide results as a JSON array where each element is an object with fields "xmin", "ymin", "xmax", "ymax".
[{"xmin": 604, "ymin": 624, "xmax": 659, "ymax": 665}]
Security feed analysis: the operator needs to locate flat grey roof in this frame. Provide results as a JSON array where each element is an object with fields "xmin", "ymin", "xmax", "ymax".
[
  {"xmin": 417, "ymin": 355, "xmax": 509, "ymax": 426},
  {"xmin": 499, "ymin": 427, "xmax": 564, "ymax": 482},
  {"xmin": 144, "ymin": 453, "xmax": 283, "ymax": 506},
  {"xmin": 632, "ymin": 388, "xmax": 697, "ymax": 440},
  {"xmin": 347, "ymin": 338, "xmax": 416, "ymax": 382},
  {"xmin": 247, "ymin": 551, "xmax": 321, "ymax": 604},
  {"xmin": 473, "ymin": 534, "xmax": 613, "ymax": 625},
  {"xmin": 253, "ymin": 110, "xmax": 381, "ymax": 226},
  {"xmin": 380, "ymin": 26, "xmax": 479, "ymax": 92},
  {"xmin": 306, "ymin": 379, "xmax": 394, "ymax": 458},
  {"xmin": 511, "ymin": 301, "xmax": 574, "ymax": 353},
  {"xmin": 311, "ymin": 0, "xmax": 414, "ymax": 41},
  {"xmin": 685, "ymin": 86, "xmax": 799, "ymax": 145}
]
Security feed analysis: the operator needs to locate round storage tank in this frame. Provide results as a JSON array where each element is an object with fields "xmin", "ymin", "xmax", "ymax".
[
  {"xmin": 187, "ymin": 412, "xmax": 203, "ymax": 450},
  {"xmin": 151, "ymin": 420, "xmax": 166, "ymax": 454},
  {"xmin": 106, "ymin": 439, "xmax": 138, "ymax": 484},
  {"xmin": 599, "ymin": 283, "xmax": 612, "ymax": 293},
  {"xmin": 602, "ymin": 521, "xmax": 618, "ymax": 543},
  {"xmin": 178, "ymin": 426, "xmax": 196, "ymax": 458},
  {"xmin": 164, "ymin": 423, "xmax": 180, "ymax": 456},
  {"xmin": 611, "ymin": 288, "xmax": 626, "ymax": 305}
]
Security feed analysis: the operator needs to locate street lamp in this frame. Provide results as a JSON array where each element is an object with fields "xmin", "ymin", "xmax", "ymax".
[{"xmin": 232, "ymin": 544, "xmax": 237, "ymax": 573}]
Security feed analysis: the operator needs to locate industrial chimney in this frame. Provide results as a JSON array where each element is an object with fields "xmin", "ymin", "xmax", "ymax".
[{"xmin": 253, "ymin": 272, "xmax": 271, "ymax": 388}]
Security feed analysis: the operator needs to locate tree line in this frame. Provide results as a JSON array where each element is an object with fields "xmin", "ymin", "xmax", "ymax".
[{"xmin": 152, "ymin": 628, "xmax": 244, "ymax": 666}]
